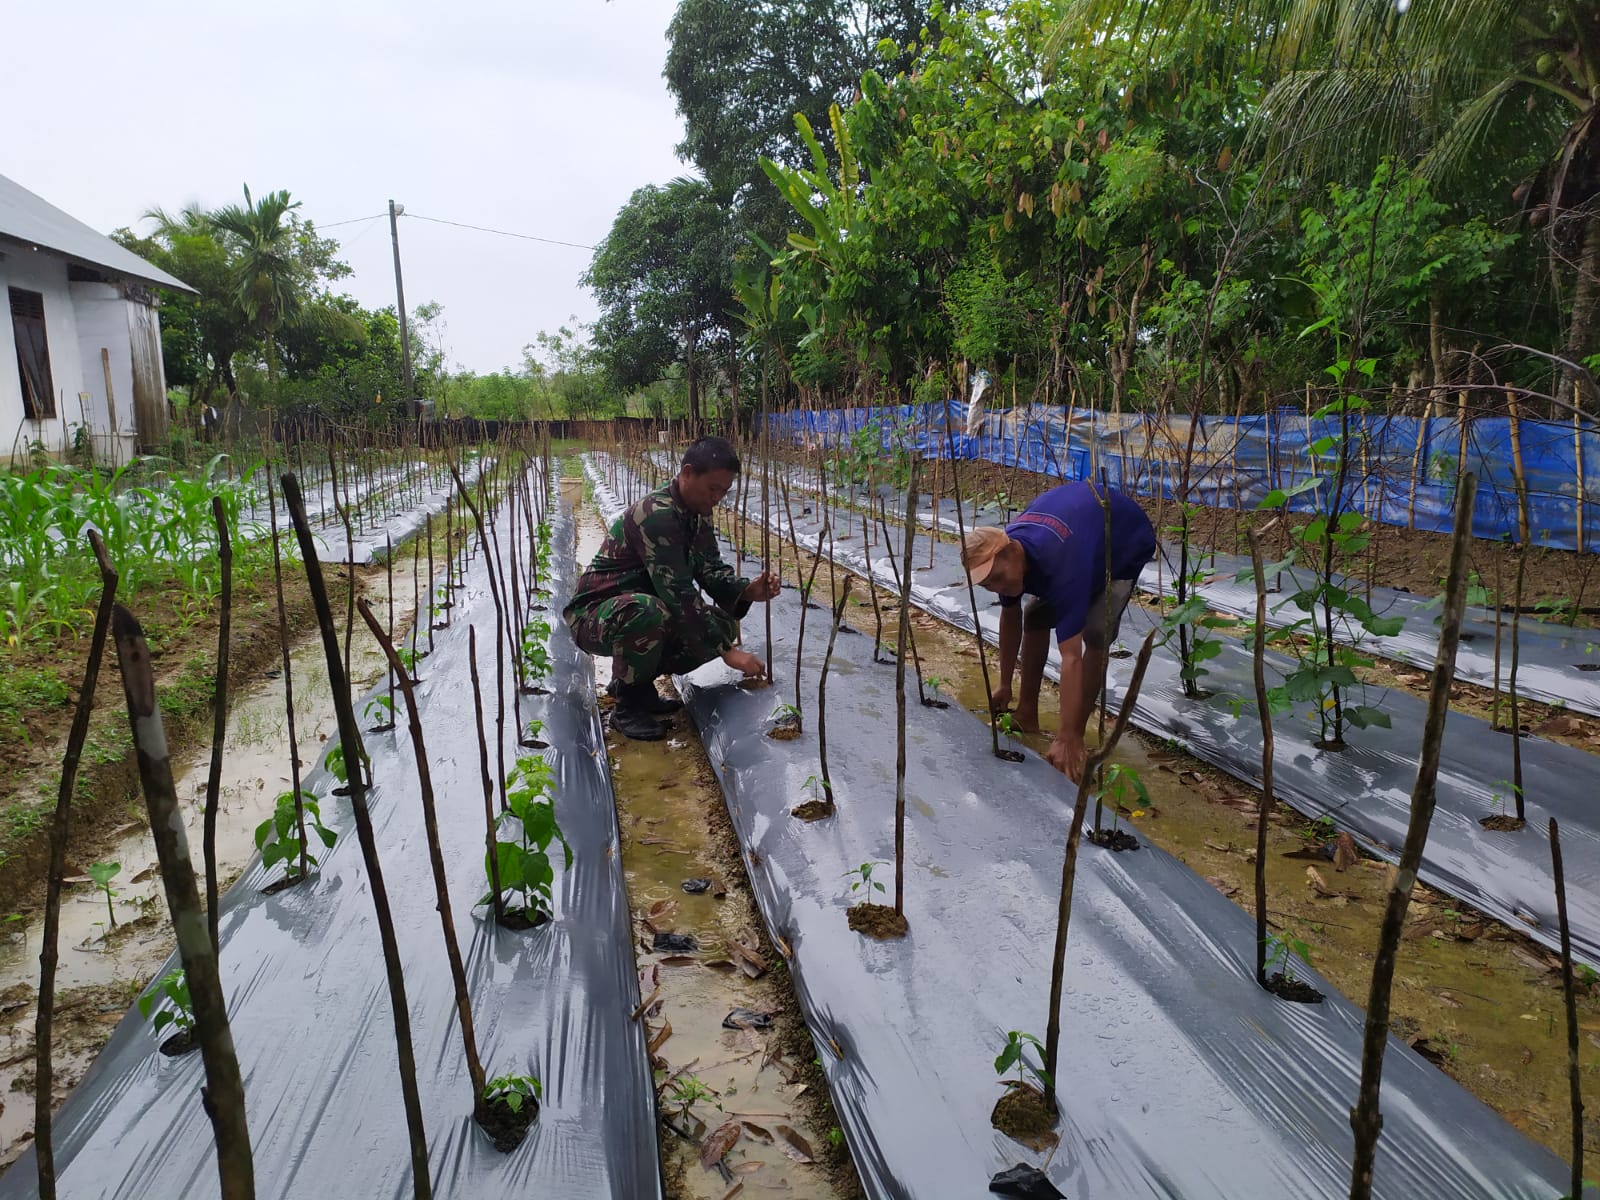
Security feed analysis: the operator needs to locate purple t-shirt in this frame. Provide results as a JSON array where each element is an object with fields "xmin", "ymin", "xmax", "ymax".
[{"xmin": 998, "ymin": 482, "xmax": 1156, "ymax": 642}]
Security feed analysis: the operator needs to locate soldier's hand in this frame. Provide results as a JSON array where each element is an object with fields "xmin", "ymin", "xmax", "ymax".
[
  {"xmin": 742, "ymin": 572, "xmax": 781, "ymax": 603},
  {"xmin": 721, "ymin": 647, "xmax": 768, "ymax": 679}
]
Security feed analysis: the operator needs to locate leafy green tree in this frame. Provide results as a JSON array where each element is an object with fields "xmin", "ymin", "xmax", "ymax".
[
  {"xmin": 584, "ymin": 178, "xmax": 735, "ymax": 427},
  {"xmin": 665, "ymin": 0, "xmax": 927, "ymax": 240}
]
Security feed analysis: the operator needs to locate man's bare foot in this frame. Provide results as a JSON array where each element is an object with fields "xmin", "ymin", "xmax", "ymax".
[{"xmin": 1013, "ymin": 708, "xmax": 1041, "ymax": 733}]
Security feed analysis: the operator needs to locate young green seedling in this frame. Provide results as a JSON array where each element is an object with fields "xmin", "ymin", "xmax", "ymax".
[
  {"xmin": 843, "ymin": 861, "xmax": 887, "ymax": 898},
  {"xmin": 994, "ymin": 1029, "xmax": 1053, "ymax": 1095},
  {"xmin": 256, "ymin": 791, "xmax": 337, "ymax": 881},
  {"xmin": 1093, "ymin": 762, "xmax": 1151, "ymax": 833},
  {"xmin": 137, "ymin": 968, "xmax": 195, "ymax": 1040},
  {"xmin": 483, "ymin": 1073, "xmax": 542, "ymax": 1114},
  {"xmin": 482, "ymin": 754, "xmax": 572, "ymax": 922},
  {"xmin": 1264, "ymin": 930, "xmax": 1313, "ymax": 983},
  {"xmin": 87, "ymin": 861, "xmax": 120, "ymax": 928}
]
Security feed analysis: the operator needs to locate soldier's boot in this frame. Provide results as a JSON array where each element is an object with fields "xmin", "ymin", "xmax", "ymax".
[
  {"xmin": 610, "ymin": 682, "xmax": 669, "ymax": 741},
  {"xmin": 606, "ymin": 667, "xmax": 682, "ymax": 715}
]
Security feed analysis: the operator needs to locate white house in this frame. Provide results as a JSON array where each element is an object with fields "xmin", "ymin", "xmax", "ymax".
[{"xmin": 0, "ymin": 173, "xmax": 193, "ymax": 465}]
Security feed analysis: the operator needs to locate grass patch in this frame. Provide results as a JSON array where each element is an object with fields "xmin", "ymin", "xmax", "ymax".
[{"xmin": 0, "ymin": 667, "xmax": 70, "ymax": 742}]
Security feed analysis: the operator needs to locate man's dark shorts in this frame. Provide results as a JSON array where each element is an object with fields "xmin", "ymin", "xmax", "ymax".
[{"xmin": 1020, "ymin": 578, "xmax": 1139, "ymax": 649}]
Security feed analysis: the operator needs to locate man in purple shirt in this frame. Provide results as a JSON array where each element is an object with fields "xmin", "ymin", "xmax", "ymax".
[{"xmin": 962, "ymin": 481, "xmax": 1156, "ymax": 781}]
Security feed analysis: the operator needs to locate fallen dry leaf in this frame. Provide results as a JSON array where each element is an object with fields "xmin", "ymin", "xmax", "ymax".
[
  {"xmin": 741, "ymin": 1121, "xmax": 774, "ymax": 1142},
  {"xmin": 774, "ymin": 1125, "xmax": 815, "ymax": 1164},
  {"xmin": 648, "ymin": 1019, "xmax": 673, "ymax": 1056},
  {"xmin": 700, "ymin": 1119, "xmax": 743, "ymax": 1168},
  {"xmin": 1436, "ymin": 991, "xmax": 1463, "ymax": 1009},
  {"xmin": 1332, "ymin": 833, "xmax": 1359, "ymax": 872},
  {"xmin": 1533, "ymin": 714, "xmax": 1584, "ymax": 737},
  {"xmin": 1205, "ymin": 875, "xmax": 1239, "ymax": 898},
  {"xmin": 731, "ymin": 1162, "xmax": 764, "ymax": 1176}
]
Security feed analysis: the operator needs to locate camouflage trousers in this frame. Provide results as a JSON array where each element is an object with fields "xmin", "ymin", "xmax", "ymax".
[{"xmin": 564, "ymin": 592, "xmax": 731, "ymax": 686}]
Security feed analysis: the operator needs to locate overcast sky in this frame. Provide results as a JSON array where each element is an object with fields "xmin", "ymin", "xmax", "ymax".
[{"xmin": 5, "ymin": 0, "xmax": 687, "ymax": 374}]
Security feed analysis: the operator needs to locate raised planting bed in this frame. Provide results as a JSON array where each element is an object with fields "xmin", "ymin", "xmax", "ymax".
[
  {"xmin": 676, "ymin": 454, "xmax": 1600, "ymax": 968},
  {"xmin": 715, "ymin": 450, "xmax": 1600, "ymax": 719},
  {"xmin": 0, "ymin": 474, "xmax": 664, "ymax": 1200},
  {"xmin": 586, "ymin": 460, "xmax": 1578, "ymax": 1200}
]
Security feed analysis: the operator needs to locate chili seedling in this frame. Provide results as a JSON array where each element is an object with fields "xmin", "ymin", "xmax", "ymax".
[
  {"xmin": 483, "ymin": 1073, "xmax": 542, "ymax": 1114},
  {"xmin": 256, "ymin": 791, "xmax": 338, "ymax": 881},
  {"xmin": 843, "ymin": 861, "xmax": 887, "ymax": 898},
  {"xmin": 137, "ymin": 968, "xmax": 195, "ymax": 1039},
  {"xmin": 994, "ymin": 1029, "xmax": 1053, "ymax": 1094}
]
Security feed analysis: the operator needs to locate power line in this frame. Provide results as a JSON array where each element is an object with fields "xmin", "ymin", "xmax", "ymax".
[
  {"xmin": 403, "ymin": 212, "xmax": 595, "ymax": 252},
  {"xmin": 315, "ymin": 213, "xmax": 387, "ymax": 229}
]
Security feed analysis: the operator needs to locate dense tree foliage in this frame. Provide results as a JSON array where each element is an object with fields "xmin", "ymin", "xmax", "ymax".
[{"xmin": 592, "ymin": 0, "xmax": 1600, "ymax": 423}]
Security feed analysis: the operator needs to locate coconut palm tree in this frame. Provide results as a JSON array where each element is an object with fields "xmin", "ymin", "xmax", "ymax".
[{"xmin": 210, "ymin": 185, "xmax": 304, "ymax": 386}]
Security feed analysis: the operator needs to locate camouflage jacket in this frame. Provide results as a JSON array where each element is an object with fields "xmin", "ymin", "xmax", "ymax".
[{"xmin": 566, "ymin": 480, "xmax": 751, "ymax": 661}]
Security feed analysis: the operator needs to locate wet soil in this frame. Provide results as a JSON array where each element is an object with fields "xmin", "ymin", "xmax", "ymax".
[
  {"xmin": 846, "ymin": 903, "xmax": 909, "ymax": 940},
  {"xmin": 1480, "ymin": 815, "xmax": 1529, "ymax": 833},
  {"xmin": 713, "ymin": 501, "xmax": 1600, "ymax": 1165},
  {"xmin": 1085, "ymin": 828, "xmax": 1140, "ymax": 852},
  {"xmin": 1264, "ymin": 973, "xmax": 1326, "ymax": 1004},
  {"xmin": 991, "ymin": 1084, "xmax": 1058, "ymax": 1149},
  {"xmin": 476, "ymin": 1094, "xmax": 537, "ymax": 1153},
  {"xmin": 574, "ymin": 493, "xmax": 862, "ymax": 1200},
  {"xmin": 791, "ymin": 800, "xmax": 835, "ymax": 822},
  {"xmin": 0, "ymin": 560, "xmax": 421, "ymax": 1172}
]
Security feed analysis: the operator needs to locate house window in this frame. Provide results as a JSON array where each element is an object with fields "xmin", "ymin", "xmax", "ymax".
[{"xmin": 9, "ymin": 288, "xmax": 56, "ymax": 419}]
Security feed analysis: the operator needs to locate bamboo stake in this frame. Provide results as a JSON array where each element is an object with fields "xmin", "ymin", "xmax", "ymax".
[
  {"xmin": 357, "ymin": 599, "xmax": 489, "ymax": 1112},
  {"xmin": 894, "ymin": 459, "xmax": 918, "ymax": 919},
  {"xmin": 1247, "ymin": 528, "xmax": 1276, "ymax": 985},
  {"xmin": 112, "ymin": 605, "xmax": 255, "ymax": 1199},
  {"xmin": 34, "ymin": 531, "xmax": 117, "ymax": 1200},
  {"xmin": 1507, "ymin": 388, "xmax": 1532, "ymax": 548},
  {"xmin": 281, "ymin": 474, "xmax": 430, "ymax": 1198},
  {"xmin": 454, "ymin": 466, "xmax": 510, "ymax": 812},
  {"xmin": 265, "ymin": 476, "xmax": 309, "ymax": 879},
  {"xmin": 469, "ymin": 626, "xmax": 505, "ymax": 924},
  {"xmin": 1347, "ymin": 472, "xmax": 1478, "ymax": 1200},
  {"xmin": 203, "ymin": 497, "xmax": 233, "ymax": 957},
  {"xmin": 1549, "ymin": 818, "xmax": 1586, "ymax": 1200},
  {"xmin": 1042, "ymin": 629, "xmax": 1157, "ymax": 1114},
  {"xmin": 815, "ymin": 577, "xmax": 853, "ymax": 813}
]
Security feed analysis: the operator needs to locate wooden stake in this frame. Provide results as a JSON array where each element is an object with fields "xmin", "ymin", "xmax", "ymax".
[
  {"xmin": 203, "ymin": 497, "xmax": 233, "ymax": 956},
  {"xmin": 1347, "ymin": 472, "xmax": 1479, "ymax": 1200},
  {"xmin": 1549, "ymin": 818, "xmax": 1586, "ymax": 1200},
  {"xmin": 358, "ymin": 599, "xmax": 489, "ymax": 1111},
  {"xmin": 280, "ymin": 474, "xmax": 430, "ymax": 1199},
  {"xmin": 112, "ymin": 605, "xmax": 255, "ymax": 1199},
  {"xmin": 1042, "ymin": 629, "xmax": 1157, "ymax": 1114},
  {"xmin": 1247, "ymin": 529, "xmax": 1276, "ymax": 985},
  {"xmin": 894, "ymin": 459, "xmax": 918, "ymax": 919},
  {"xmin": 34, "ymin": 532, "xmax": 117, "ymax": 1200}
]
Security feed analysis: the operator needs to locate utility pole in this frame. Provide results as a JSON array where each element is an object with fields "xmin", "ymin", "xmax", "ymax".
[{"xmin": 388, "ymin": 200, "xmax": 415, "ymax": 402}]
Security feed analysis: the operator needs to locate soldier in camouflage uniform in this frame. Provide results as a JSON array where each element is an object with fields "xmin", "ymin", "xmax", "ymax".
[{"xmin": 565, "ymin": 436, "xmax": 778, "ymax": 740}]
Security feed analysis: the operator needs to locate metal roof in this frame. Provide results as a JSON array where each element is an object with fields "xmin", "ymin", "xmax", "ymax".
[{"xmin": 0, "ymin": 173, "xmax": 195, "ymax": 294}]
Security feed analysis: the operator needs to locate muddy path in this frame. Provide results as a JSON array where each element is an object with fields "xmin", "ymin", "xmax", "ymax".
[
  {"xmin": 570, "ymin": 485, "xmax": 861, "ymax": 1200},
  {"xmin": 714, "ymin": 506, "xmax": 1600, "ymax": 1167}
]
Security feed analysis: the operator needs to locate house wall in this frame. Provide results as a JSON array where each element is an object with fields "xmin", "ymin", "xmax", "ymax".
[
  {"xmin": 70, "ymin": 280, "xmax": 140, "ymax": 464},
  {"xmin": 0, "ymin": 247, "xmax": 84, "ymax": 462}
]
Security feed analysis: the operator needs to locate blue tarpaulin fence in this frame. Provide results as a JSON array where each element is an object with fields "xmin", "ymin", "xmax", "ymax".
[{"xmin": 768, "ymin": 400, "xmax": 1600, "ymax": 551}]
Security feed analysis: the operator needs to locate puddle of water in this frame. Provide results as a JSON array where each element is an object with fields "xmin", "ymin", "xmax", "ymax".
[
  {"xmin": 574, "ymin": 498, "xmax": 848, "ymax": 1200},
  {"xmin": 0, "ymin": 593, "xmax": 416, "ymax": 1167}
]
